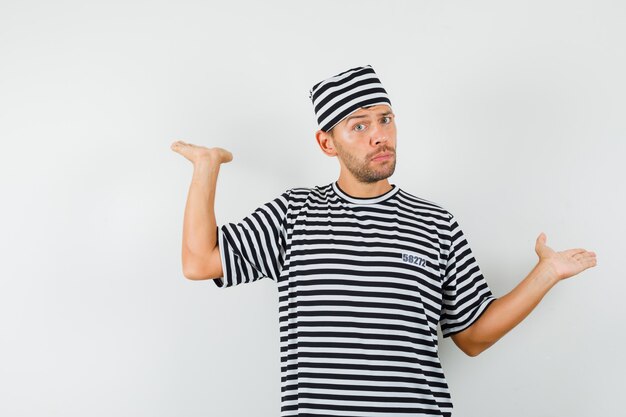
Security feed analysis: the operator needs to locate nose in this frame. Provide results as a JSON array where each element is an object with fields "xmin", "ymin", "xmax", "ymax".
[{"xmin": 370, "ymin": 123, "xmax": 388, "ymax": 146}]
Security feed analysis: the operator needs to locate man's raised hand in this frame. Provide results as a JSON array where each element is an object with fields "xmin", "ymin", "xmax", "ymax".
[
  {"xmin": 170, "ymin": 140, "xmax": 233, "ymax": 166},
  {"xmin": 534, "ymin": 232, "xmax": 598, "ymax": 283}
]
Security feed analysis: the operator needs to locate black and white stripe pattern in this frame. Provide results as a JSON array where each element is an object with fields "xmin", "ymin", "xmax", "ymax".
[
  {"xmin": 213, "ymin": 189, "xmax": 291, "ymax": 288},
  {"xmin": 309, "ymin": 65, "xmax": 393, "ymax": 132},
  {"xmin": 214, "ymin": 182, "xmax": 497, "ymax": 416}
]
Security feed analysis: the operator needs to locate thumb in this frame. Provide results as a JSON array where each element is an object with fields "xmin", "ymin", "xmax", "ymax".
[
  {"xmin": 537, "ymin": 232, "xmax": 546, "ymax": 244},
  {"xmin": 535, "ymin": 232, "xmax": 548, "ymax": 255}
]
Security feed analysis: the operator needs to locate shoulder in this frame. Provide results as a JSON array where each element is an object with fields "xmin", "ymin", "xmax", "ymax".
[
  {"xmin": 286, "ymin": 185, "xmax": 318, "ymax": 196},
  {"xmin": 285, "ymin": 183, "xmax": 333, "ymax": 202},
  {"xmin": 395, "ymin": 187, "xmax": 453, "ymax": 221}
]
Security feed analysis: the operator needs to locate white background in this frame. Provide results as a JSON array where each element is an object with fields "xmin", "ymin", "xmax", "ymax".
[{"xmin": 1, "ymin": 1, "xmax": 624, "ymax": 416}]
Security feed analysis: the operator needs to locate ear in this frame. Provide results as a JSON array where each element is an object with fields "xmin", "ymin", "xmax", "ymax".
[{"xmin": 315, "ymin": 129, "xmax": 338, "ymax": 157}]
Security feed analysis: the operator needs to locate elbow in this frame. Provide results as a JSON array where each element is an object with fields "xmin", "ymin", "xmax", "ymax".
[
  {"xmin": 181, "ymin": 260, "xmax": 213, "ymax": 281},
  {"xmin": 181, "ymin": 248, "xmax": 215, "ymax": 280},
  {"xmin": 468, "ymin": 340, "xmax": 496, "ymax": 357},
  {"xmin": 182, "ymin": 245, "xmax": 222, "ymax": 281},
  {"xmin": 461, "ymin": 343, "xmax": 480, "ymax": 357},
  {"xmin": 182, "ymin": 267, "xmax": 208, "ymax": 280},
  {"xmin": 467, "ymin": 348, "xmax": 481, "ymax": 358}
]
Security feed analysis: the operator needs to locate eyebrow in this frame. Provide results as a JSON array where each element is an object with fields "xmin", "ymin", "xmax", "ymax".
[{"xmin": 345, "ymin": 111, "xmax": 394, "ymax": 123}]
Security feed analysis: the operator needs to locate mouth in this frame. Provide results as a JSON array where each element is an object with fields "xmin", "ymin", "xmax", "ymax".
[{"xmin": 371, "ymin": 152, "xmax": 393, "ymax": 161}]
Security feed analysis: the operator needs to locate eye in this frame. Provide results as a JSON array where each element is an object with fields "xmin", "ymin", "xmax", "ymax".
[
  {"xmin": 382, "ymin": 116, "xmax": 392, "ymax": 123},
  {"xmin": 354, "ymin": 123, "xmax": 366, "ymax": 131}
]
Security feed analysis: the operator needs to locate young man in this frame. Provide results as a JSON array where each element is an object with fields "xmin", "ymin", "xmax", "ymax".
[{"xmin": 171, "ymin": 65, "xmax": 597, "ymax": 417}]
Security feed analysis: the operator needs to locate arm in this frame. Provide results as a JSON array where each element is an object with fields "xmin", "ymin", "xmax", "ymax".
[
  {"xmin": 451, "ymin": 232, "xmax": 597, "ymax": 357},
  {"xmin": 452, "ymin": 260, "xmax": 557, "ymax": 356},
  {"xmin": 181, "ymin": 161, "xmax": 221, "ymax": 280},
  {"xmin": 171, "ymin": 141, "xmax": 233, "ymax": 280}
]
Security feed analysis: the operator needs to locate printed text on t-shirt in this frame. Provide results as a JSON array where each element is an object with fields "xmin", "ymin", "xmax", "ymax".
[{"xmin": 401, "ymin": 253, "xmax": 428, "ymax": 267}]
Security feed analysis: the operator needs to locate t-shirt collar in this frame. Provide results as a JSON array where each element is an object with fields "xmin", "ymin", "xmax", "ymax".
[{"xmin": 331, "ymin": 181, "xmax": 399, "ymax": 204}]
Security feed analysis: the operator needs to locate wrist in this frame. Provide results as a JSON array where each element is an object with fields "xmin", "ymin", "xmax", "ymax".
[
  {"xmin": 535, "ymin": 260, "xmax": 560, "ymax": 288},
  {"xmin": 193, "ymin": 159, "xmax": 220, "ymax": 174}
]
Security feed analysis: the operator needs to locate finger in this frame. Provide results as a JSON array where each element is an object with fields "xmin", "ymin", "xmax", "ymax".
[
  {"xmin": 572, "ymin": 253, "xmax": 590, "ymax": 264},
  {"xmin": 564, "ymin": 248, "xmax": 587, "ymax": 257}
]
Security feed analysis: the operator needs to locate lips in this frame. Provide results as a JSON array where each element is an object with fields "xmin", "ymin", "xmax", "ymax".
[{"xmin": 372, "ymin": 152, "xmax": 393, "ymax": 161}]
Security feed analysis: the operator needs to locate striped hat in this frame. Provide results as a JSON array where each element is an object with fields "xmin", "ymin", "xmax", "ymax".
[{"xmin": 309, "ymin": 64, "xmax": 392, "ymax": 132}]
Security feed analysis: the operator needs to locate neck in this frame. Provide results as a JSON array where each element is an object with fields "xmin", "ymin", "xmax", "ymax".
[{"xmin": 335, "ymin": 176, "xmax": 393, "ymax": 198}]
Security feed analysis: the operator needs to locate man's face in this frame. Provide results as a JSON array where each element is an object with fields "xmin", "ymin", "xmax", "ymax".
[{"xmin": 328, "ymin": 104, "xmax": 397, "ymax": 183}]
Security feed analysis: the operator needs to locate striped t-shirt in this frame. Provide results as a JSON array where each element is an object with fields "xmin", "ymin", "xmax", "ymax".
[{"xmin": 213, "ymin": 181, "xmax": 497, "ymax": 417}]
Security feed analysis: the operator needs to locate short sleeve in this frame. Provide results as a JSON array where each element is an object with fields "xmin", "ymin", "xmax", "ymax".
[
  {"xmin": 212, "ymin": 189, "xmax": 291, "ymax": 289},
  {"xmin": 439, "ymin": 211, "xmax": 497, "ymax": 338}
]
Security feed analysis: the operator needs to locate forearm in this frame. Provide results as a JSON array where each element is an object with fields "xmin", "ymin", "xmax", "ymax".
[
  {"xmin": 470, "ymin": 261, "xmax": 559, "ymax": 353},
  {"xmin": 182, "ymin": 161, "xmax": 220, "ymax": 267}
]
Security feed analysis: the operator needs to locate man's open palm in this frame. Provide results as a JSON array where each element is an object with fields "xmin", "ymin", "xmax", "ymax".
[
  {"xmin": 171, "ymin": 140, "xmax": 233, "ymax": 166},
  {"xmin": 535, "ymin": 232, "xmax": 597, "ymax": 282}
]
